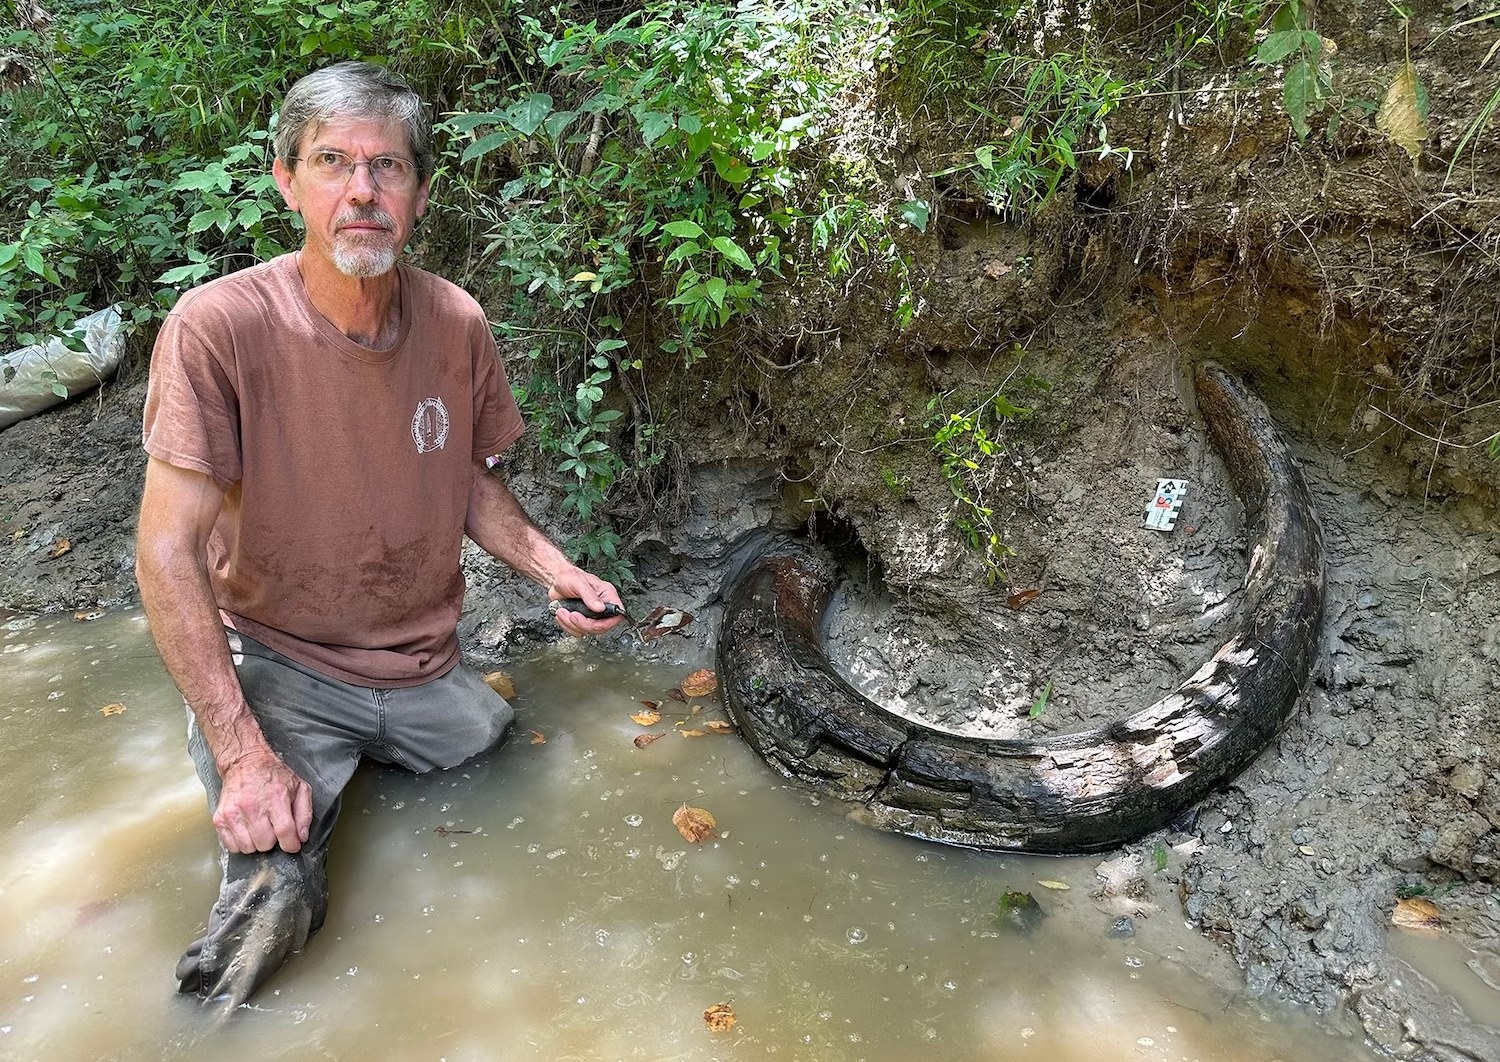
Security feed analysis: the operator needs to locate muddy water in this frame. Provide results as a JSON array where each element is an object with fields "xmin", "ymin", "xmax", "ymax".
[{"xmin": 0, "ymin": 611, "xmax": 1380, "ymax": 1061}]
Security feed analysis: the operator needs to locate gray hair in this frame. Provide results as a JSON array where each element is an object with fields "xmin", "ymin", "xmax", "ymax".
[{"xmin": 274, "ymin": 61, "xmax": 435, "ymax": 181}]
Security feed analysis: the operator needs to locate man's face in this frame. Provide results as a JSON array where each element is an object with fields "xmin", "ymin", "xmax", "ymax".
[{"xmin": 272, "ymin": 118, "xmax": 430, "ymax": 279}]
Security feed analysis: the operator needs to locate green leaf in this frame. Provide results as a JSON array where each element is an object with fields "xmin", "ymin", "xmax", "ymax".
[
  {"xmin": 22, "ymin": 245, "xmax": 44, "ymax": 277},
  {"xmin": 595, "ymin": 338, "xmax": 627, "ymax": 353},
  {"xmin": 704, "ymin": 276, "xmax": 727, "ymax": 307},
  {"xmin": 677, "ymin": 113, "xmax": 702, "ymax": 135},
  {"xmin": 663, "ymin": 220, "xmax": 705, "ymax": 238},
  {"xmin": 710, "ymin": 149, "xmax": 752, "ymax": 185},
  {"xmin": 975, "ymin": 144, "xmax": 995, "ymax": 170},
  {"xmin": 158, "ymin": 263, "xmax": 210, "ymax": 285},
  {"xmin": 461, "ymin": 129, "xmax": 518, "ymax": 164},
  {"xmin": 639, "ymin": 111, "xmax": 673, "ymax": 145},
  {"xmin": 898, "ymin": 200, "xmax": 930, "ymax": 232},
  {"xmin": 711, "ymin": 236, "xmax": 753, "ymax": 271},
  {"xmin": 0, "ymin": 243, "xmax": 17, "ymax": 270},
  {"xmin": 543, "ymin": 109, "xmax": 577, "ymax": 141},
  {"xmin": 1255, "ymin": 29, "xmax": 1316, "ymax": 65},
  {"xmin": 1029, "ymin": 679, "xmax": 1054, "ymax": 719},
  {"xmin": 51, "ymin": 382, "xmax": 69, "ymax": 399},
  {"xmin": 1283, "ymin": 59, "xmax": 1316, "ymax": 141},
  {"xmin": 173, "ymin": 166, "xmax": 232, "ymax": 193},
  {"xmin": 506, "ymin": 93, "xmax": 554, "ymax": 135}
]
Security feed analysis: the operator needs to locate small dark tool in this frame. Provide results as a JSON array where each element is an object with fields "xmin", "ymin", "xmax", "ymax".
[{"xmin": 552, "ymin": 598, "xmax": 636, "ymax": 623}]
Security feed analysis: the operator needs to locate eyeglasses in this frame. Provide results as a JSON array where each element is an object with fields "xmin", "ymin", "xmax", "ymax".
[{"xmin": 290, "ymin": 150, "xmax": 419, "ymax": 189}]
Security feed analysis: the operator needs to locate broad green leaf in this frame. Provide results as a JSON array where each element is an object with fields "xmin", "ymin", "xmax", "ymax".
[
  {"xmin": 639, "ymin": 111, "xmax": 673, "ymax": 145},
  {"xmin": 704, "ymin": 276, "xmax": 727, "ymax": 307},
  {"xmin": 506, "ymin": 93, "xmax": 553, "ymax": 135},
  {"xmin": 595, "ymin": 338, "xmax": 627, "ymax": 352},
  {"xmin": 1283, "ymin": 59, "xmax": 1316, "ymax": 141},
  {"xmin": 663, "ymin": 220, "xmax": 705, "ymax": 238},
  {"xmin": 172, "ymin": 167, "xmax": 232, "ymax": 193},
  {"xmin": 898, "ymin": 200, "xmax": 930, "ymax": 232},
  {"xmin": 1377, "ymin": 62, "xmax": 1428, "ymax": 163},
  {"xmin": 51, "ymin": 382, "xmax": 69, "ymax": 399},
  {"xmin": 1255, "ymin": 29, "xmax": 1318, "ymax": 65},
  {"xmin": 677, "ymin": 113, "xmax": 702, "ymax": 135},
  {"xmin": 543, "ymin": 109, "xmax": 577, "ymax": 141},
  {"xmin": 711, "ymin": 236, "xmax": 753, "ymax": 271},
  {"xmin": 1029, "ymin": 679, "xmax": 1054, "ymax": 719},
  {"xmin": 711, "ymin": 150, "xmax": 752, "ymax": 185},
  {"xmin": 461, "ymin": 129, "xmax": 517, "ymax": 164},
  {"xmin": 158, "ymin": 263, "xmax": 210, "ymax": 284},
  {"xmin": 22, "ymin": 245, "xmax": 44, "ymax": 276},
  {"xmin": 0, "ymin": 243, "xmax": 17, "ymax": 270},
  {"xmin": 975, "ymin": 144, "xmax": 995, "ymax": 170},
  {"xmin": 444, "ymin": 111, "xmax": 504, "ymax": 134}
]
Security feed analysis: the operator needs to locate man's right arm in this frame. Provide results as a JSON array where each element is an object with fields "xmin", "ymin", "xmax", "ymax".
[{"xmin": 135, "ymin": 456, "xmax": 311, "ymax": 854}]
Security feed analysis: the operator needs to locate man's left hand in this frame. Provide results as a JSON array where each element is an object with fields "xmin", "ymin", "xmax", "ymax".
[{"xmin": 549, "ymin": 567, "xmax": 625, "ymax": 636}]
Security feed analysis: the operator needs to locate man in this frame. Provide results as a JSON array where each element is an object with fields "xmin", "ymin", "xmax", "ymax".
[{"xmin": 135, "ymin": 61, "xmax": 623, "ymax": 1006}]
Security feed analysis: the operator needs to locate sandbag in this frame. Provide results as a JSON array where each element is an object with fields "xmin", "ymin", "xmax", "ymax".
[{"xmin": 0, "ymin": 305, "xmax": 126, "ymax": 430}]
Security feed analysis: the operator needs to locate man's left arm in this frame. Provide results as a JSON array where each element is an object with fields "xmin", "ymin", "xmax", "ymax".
[{"xmin": 465, "ymin": 464, "xmax": 624, "ymax": 636}]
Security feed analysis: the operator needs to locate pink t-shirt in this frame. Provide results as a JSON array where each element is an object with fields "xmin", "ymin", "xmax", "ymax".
[{"xmin": 143, "ymin": 253, "xmax": 523, "ymax": 687}]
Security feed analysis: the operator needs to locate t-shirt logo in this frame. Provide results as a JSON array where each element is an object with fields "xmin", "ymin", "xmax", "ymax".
[{"xmin": 411, "ymin": 397, "xmax": 450, "ymax": 454}]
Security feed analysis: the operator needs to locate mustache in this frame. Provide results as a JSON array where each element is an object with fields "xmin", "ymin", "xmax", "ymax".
[{"xmin": 334, "ymin": 207, "xmax": 396, "ymax": 231}]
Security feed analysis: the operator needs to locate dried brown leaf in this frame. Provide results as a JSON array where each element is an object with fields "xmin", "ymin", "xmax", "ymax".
[
  {"xmin": 1392, "ymin": 896, "xmax": 1441, "ymax": 930},
  {"xmin": 639, "ymin": 699, "xmax": 660, "ymax": 711},
  {"xmin": 49, "ymin": 537, "xmax": 71, "ymax": 558},
  {"xmin": 679, "ymin": 728, "xmax": 707, "ymax": 738},
  {"xmin": 630, "ymin": 707, "xmax": 662, "ymax": 726},
  {"xmin": 680, "ymin": 669, "xmax": 718, "ymax": 697},
  {"xmin": 73, "ymin": 609, "xmax": 104, "ymax": 622},
  {"xmin": 481, "ymin": 671, "xmax": 516, "ymax": 699},
  {"xmin": 529, "ymin": 730, "xmax": 546, "ymax": 745},
  {"xmin": 633, "ymin": 732, "xmax": 663, "ymax": 748},
  {"xmin": 706, "ymin": 720, "xmax": 734, "ymax": 733},
  {"xmin": 1006, "ymin": 588, "xmax": 1042, "ymax": 609},
  {"xmin": 667, "ymin": 688, "xmax": 688, "ymax": 703},
  {"xmin": 703, "ymin": 1002, "xmax": 736, "ymax": 1032},
  {"xmin": 1376, "ymin": 62, "xmax": 1428, "ymax": 164},
  {"xmin": 99, "ymin": 703, "xmax": 126, "ymax": 716},
  {"xmin": 691, "ymin": 704, "xmax": 704, "ymax": 715},
  {"xmin": 673, "ymin": 804, "xmax": 718, "ymax": 843},
  {"xmin": 639, "ymin": 606, "xmax": 695, "ymax": 642},
  {"xmin": 1036, "ymin": 879, "xmax": 1070, "ymax": 890}
]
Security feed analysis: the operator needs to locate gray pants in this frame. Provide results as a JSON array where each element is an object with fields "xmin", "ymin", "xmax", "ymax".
[{"xmin": 177, "ymin": 630, "xmax": 513, "ymax": 1006}]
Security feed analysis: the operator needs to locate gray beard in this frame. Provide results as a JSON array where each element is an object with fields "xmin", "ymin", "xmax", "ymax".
[{"xmin": 332, "ymin": 240, "xmax": 397, "ymax": 278}]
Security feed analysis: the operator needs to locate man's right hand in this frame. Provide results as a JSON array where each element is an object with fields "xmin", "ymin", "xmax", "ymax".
[{"xmin": 213, "ymin": 750, "xmax": 314, "ymax": 854}]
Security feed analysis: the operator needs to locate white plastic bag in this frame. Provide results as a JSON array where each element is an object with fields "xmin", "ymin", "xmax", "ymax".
[{"xmin": 0, "ymin": 305, "xmax": 126, "ymax": 430}]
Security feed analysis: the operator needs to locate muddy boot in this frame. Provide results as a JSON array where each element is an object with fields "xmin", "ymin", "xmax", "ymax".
[{"xmin": 175, "ymin": 844, "xmax": 330, "ymax": 1006}]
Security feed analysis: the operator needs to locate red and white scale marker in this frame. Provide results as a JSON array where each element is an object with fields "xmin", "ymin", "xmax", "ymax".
[{"xmin": 1143, "ymin": 478, "xmax": 1188, "ymax": 532}]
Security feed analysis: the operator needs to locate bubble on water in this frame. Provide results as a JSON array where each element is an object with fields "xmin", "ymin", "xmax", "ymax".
[
  {"xmin": 1124, "ymin": 955, "xmax": 1144, "ymax": 968},
  {"xmin": 624, "ymin": 847, "xmax": 641, "ymax": 859},
  {"xmin": 726, "ymin": 875, "xmax": 740, "ymax": 886},
  {"xmin": 373, "ymin": 914, "xmax": 384, "ymax": 923},
  {"xmin": 818, "ymin": 1010, "xmax": 832, "ymax": 1021},
  {"xmin": 624, "ymin": 814, "xmax": 643, "ymax": 827},
  {"xmin": 916, "ymin": 854, "xmax": 929, "ymax": 862},
  {"xmin": 801, "ymin": 1035, "xmax": 813, "ymax": 1044},
  {"xmin": 546, "ymin": 849, "xmax": 566, "ymax": 860},
  {"xmin": 422, "ymin": 905, "xmax": 436, "ymax": 916},
  {"xmin": 846, "ymin": 927, "xmax": 868, "ymax": 945},
  {"xmin": 22, "ymin": 974, "xmax": 38, "ymax": 983},
  {"xmin": 802, "ymin": 914, "xmax": 813, "ymax": 923},
  {"xmin": 680, "ymin": 952, "xmax": 698, "ymax": 966},
  {"xmin": 507, "ymin": 817, "xmax": 524, "ymax": 829},
  {"xmin": 527, "ymin": 843, "xmax": 541, "ymax": 854},
  {"xmin": 583, "ymin": 749, "xmax": 596, "ymax": 759},
  {"xmin": 47, "ymin": 691, "xmax": 62, "ymax": 700},
  {"xmin": 22, "ymin": 996, "xmax": 33, "ymax": 1003},
  {"xmin": 347, "ymin": 966, "xmax": 358, "ymax": 976},
  {"xmin": 391, "ymin": 801, "xmax": 405, "ymax": 810},
  {"xmin": 1, "ymin": 1026, "xmax": 9, "ymax": 1034},
  {"xmin": 943, "ymin": 980, "xmax": 957, "ymax": 991},
  {"xmin": 848, "ymin": 1034, "xmax": 863, "ymax": 1043},
  {"xmin": 1136, "ymin": 1037, "xmax": 1154, "ymax": 1047},
  {"xmin": 596, "ymin": 929, "xmax": 610, "ymax": 946},
  {"xmin": 658, "ymin": 851, "xmax": 684, "ymax": 871}
]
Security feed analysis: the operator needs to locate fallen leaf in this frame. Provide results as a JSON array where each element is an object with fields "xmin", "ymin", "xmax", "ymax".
[
  {"xmin": 1376, "ymin": 61, "xmax": 1428, "ymax": 164},
  {"xmin": 691, "ymin": 704, "xmax": 704, "ymax": 715},
  {"xmin": 706, "ymin": 720, "xmax": 734, "ymax": 733},
  {"xmin": 633, "ymin": 732, "xmax": 663, "ymax": 748},
  {"xmin": 49, "ymin": 537, "xmax": 71, "ymax": 558},
  {"xmin": 9, "ymin": 529, "xmax": 22, "ymax": 543},
  {"xmin": 639, "ymin": 699, "xmax": 660, "ymax": 711},
  {"xmin": 679, "ymin": 728, "xmax": 707, "ymax": 737},
  {"xmin": 1037, "ymin": 879, "xmax": 1070, "ymax": 890},
  {"xmin": 680, "ymin": 669, "xmax": 718, "ymax": 697},
  {"xmin": 529, "ymin": 730, "xmax": 546, "ymax": 745},
  {"xmin": 983, "ymin": 259, "xmax": 1013, "ymax": 280},
  {"xmin": 99, "ymin": 703, "xmax": 126, "ymax": 716},
  {"xmin": 1006, "ymin": 588, "xmax": 1042, "ymax": 609},
  {"xmin": 1029, "ymin": 679, "xmax": 1054, "ymax": 719},
  {"xmin": 631, "ymin": 707, "xmax": 662, "ymax": 726},
  {"xmin": 703, "ymin": 1002, "xmax": 736, "ymax": 1032},
  {"xmin": 73, "ymin": 609, "xmax": 105, "ymax": 622},
  {"xmin": 1392, "ymin": 896, "xmax": 1441, "ymax": 929},
  {"xmin": 667, "ymin": 687, "xmax": 688, "ymax": 703},
  {"xmin": 482, "ymin": 671, "xmax": 516, "ymax": 699},
  {"xmin": 433, "ymin": 825, "xmax": 475, "ymax": 836},
  {"xmin": 1298, "ymin": 844, "xmax": 1317, "ymax": 856},
  {"xmin": 673, "ymin": 804, "xmax": 718, "ymax": 843}
]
